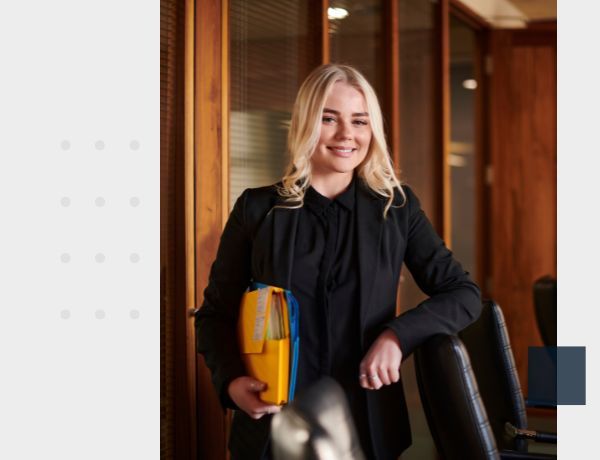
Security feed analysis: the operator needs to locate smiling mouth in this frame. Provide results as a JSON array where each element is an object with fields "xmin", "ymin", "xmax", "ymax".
[{"xmin": 327, "ymin": 147, "xmax": 356, "ymax": 154}]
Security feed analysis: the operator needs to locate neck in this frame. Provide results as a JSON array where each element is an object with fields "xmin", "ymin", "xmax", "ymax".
[{"xmin": 310, "ymin": 173, "xmax": 354, "ymax": 199}]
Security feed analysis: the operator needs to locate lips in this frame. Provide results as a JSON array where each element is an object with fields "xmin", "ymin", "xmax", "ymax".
[{"xmin": 327, "ymin": 146, "xmax": 356, "ymax": 157}]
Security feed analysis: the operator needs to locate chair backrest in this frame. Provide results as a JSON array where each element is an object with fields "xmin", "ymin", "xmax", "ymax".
[
  {"xmin": 415, "ymin": 334, "xmax": 500, "ymax": 460},
  {"xmin": 271, "ymin": 377, "xmax": 366, "ymax": 460},
  {"xmin": 533, "ymin": 276, "xmax": 557, "ymax": 347},
  {"xmin": 459, "ymin": 300, "xmax": 528, "ymax": 452}
]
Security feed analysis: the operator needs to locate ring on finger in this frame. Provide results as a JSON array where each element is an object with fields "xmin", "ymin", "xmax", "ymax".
[{"xmin": 369, "ymin": 375, "xmax": 379, "ymax": 380}]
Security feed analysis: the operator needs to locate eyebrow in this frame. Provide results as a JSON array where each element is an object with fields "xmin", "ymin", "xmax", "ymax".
[{"xmin": 323, "ymin": 108, "xmax": 369, "ymax": 117}]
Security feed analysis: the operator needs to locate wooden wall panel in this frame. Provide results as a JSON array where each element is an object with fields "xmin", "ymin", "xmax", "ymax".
[
  {"xmin": 160, "ymin": 0, "xmax": 194, "ymax": 458},
  {"xmin": 195, "ymin": 0, "xmax": 230, "ymax": 459},
  {"xmin": 489, "ymin": 27, "xmax": 556, "ymax": 394}
]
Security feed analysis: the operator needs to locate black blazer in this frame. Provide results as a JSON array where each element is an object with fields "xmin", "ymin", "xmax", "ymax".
[{"xmin": 195, "ymin": 181, "xmax": 481, "ymax": 460}]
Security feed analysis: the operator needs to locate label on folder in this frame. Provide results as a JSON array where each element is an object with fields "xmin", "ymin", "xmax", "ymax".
[{"xmin": 252, "ymin": 288, "xmax": 269, "ymax": 341}]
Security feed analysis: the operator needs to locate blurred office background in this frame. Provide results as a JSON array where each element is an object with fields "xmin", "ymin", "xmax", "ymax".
[{"xmin": 161, "ymin": 0, "xmax": 556, "ymax": 458}]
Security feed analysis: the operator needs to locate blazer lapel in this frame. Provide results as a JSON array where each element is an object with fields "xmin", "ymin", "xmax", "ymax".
[
  {"xmin": 356, "ymin": 182, "xmax": 385, "ymax": 334},
  {"xmin": 252, "ymin": 201, "xmax": 300, "ymax": 290}
]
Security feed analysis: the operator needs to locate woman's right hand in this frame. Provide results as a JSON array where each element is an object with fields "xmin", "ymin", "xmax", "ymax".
[{"xmin": 227, "ymin": 376, "xmax": 282, "ymax": 419}]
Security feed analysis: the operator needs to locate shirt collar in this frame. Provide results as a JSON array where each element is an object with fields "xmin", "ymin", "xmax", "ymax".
[{"xmin": 304, "ymin": 176, "xmax": 356, "ymax": 213}]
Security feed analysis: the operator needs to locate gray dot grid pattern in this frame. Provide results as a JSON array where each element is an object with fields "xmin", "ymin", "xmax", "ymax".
[
  {"xmin": 59, "ymin": 310, "xmax": 143, "ymax": 320},
  {"xmin": 58, "ymin": 140, "xmax": 143, "ymax": 323}
]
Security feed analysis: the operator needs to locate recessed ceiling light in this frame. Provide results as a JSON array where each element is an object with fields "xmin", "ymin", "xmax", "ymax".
[
  {"xmin": 328, "ymin": 7, "xmax": 349, "ymax": 20},
  {"xmin": 462, "ymin": 79, "xmax": 478, "ymax": 90}
]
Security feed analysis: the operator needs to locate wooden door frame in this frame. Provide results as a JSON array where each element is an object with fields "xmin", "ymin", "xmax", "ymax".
[{"xmin": 193, "ymin": 0, "xmax": 231, "ymax": 458}]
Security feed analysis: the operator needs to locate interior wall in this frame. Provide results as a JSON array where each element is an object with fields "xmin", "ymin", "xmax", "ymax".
[{"xmin": 488, "ymin": 25, "xmax": 557, "ymax": 394}]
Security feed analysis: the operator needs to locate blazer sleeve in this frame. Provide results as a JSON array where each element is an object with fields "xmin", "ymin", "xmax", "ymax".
[
  {"xmin": 195, "ymin": 189, "xmax": 252, "ymax": 409},
  {"xmin": 386, "ymin": 186, "xmax": 482, "ymax": 357}
]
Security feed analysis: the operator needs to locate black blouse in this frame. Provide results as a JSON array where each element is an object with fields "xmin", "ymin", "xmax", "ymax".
[{"xmin": 290, "ymin": 177, "xmax": 374, "ymax": 455}]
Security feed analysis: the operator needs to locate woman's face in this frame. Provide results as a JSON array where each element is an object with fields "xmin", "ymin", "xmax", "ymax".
[{"xmin": 310, "ymin": 82, "xmax": 372, "ymax": 182}]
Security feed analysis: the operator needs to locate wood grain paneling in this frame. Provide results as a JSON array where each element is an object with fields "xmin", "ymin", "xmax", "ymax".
[
  {"xmin": 488, "ymin": 27, "xmax": 556, "ymax": 395},
  {"xmin": 195, "ymin": 0, "xmax": 230, "ymax": 459},
  {"xmin": 321, "ymin": 0, "xmax": 330, "ymax": 63},
  {"xmin": 161, "ymin": 0, "xmax": 195, "ymax": 457},
  {"xmin": 440, "ymin": 0, "xmax": 451, "ymax": 244},
  {"xmin": 385, "ymin": 0, "xmax": 401, "ymax": 170}
]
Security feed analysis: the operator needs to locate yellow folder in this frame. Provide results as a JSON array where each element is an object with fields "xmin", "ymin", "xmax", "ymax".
[{"xmin": 238, "ymin": 286, "xmax": 290, "ymax": 405}]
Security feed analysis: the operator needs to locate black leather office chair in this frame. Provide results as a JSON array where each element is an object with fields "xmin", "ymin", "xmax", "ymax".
[
  {"xmin": 415, "ymin": 333, "xmax": 556, "ymax": 460},
  {"xmin": 533, "ymin": 276, "xmax": 557, "ymax": 347},
  {"xmin": 459, "ymin": 300, "xmax": 556, "ymax": 453},
  {"xmin": 415, "ymin": 334, "xmax": 500, "ymax": 460},
  {"xmin": 271, "ymin": 377, "xmax": 365, "ymax": 460}
]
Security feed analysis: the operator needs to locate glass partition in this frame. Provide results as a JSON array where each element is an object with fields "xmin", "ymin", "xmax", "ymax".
[
  {"xmin": 397, "ymin": 0, "xmax": 440, "ymax": 310},
  {"xmin": 449, "ymin": 14, "xmax": 478, "ymax": 278},
  {"xmin": 229, "ymin": 0, "xmax": 319, "ymax": 208},
  {"xmin": 328, "ymin": 0, "xmax": 385, "ymax": 97}
]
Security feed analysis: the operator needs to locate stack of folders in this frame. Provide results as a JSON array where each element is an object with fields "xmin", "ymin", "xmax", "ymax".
[{"xmin": 237, "ymin": 283, "xmax": 299, "ymax": 406}]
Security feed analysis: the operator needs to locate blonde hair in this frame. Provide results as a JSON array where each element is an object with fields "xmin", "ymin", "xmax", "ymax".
[{"xmin": 277, "ymin": 63, "xmax": 405, "ymax": 217}]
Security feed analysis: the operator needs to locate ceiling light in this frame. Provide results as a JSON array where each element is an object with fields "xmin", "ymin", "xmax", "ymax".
[
  {"xmin": 462, "ymin": 79, "xmax": 478, "ymax": 90},
  {"xmin": 328, "ymin": 7, "xmax": 349, "ymax": 20}
]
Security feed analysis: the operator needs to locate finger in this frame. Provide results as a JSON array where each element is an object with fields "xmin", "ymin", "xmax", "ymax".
[
  {"xmin": 389, "ymin": 367, "xmax": 400, "ymax": 383},
  {"xmin": 250, "ymin": 404, "xmax": 280, "ymax": 419},
  {"xmin": 378, "ymin": 368, "xmax": 392, "ymax": 386},
  {"xmin": 358, "ymin": 373, "xmax": 371, "ymax": 389},
  {"xmin": 264, "ymin": 405, "xmax": 281, "ymax": 414},
  {"xmin": 368, "ymin": 373, "xmax": 383, "ymax": 390},
  {"xmin": 248, "ymin": 380, "xmax": 267, "ymax": 392}
]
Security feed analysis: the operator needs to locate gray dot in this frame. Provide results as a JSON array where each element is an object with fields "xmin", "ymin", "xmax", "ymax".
[
  {"xmin": 95, "ymin": 197, "xmax": 106, "ymax": 207},
  {"xmin": 60, "ymin": 197, "xmax": 71, "ymax": 207},
  {"xmin": 60, "ymin": 309, "xmax": 71, "ymax": 319},
  {"xmin": 94, "ymin": 140, "xmax": 105, "ymax": 150},
  {"xmin": 61, "ymin": 253, "xmax": 71, "ymax": 263},
  {"xmin": 95, "ymin": 309, "xmax": 105, "ymax": 319},
  {"xmin": 129, "ymin": 309, "xmax": 140, "ymax": 319},
  {"xmin": 129, "ymin": 140, "xmax": 140, "ymax": 151},
  {"xmin": 95, "ymin": 253, "xmax": 105, "ymax": 263},
  {"xmin": 130, "ymin": 253, "xmax": 140, "ymax": 263},
  {"xmin": 129, "ymin": 196, "xmax": 140, "ymax": 207},
  {"xmin": 60, "ymin": 140, "xmax": 71, "ymax": 151}
]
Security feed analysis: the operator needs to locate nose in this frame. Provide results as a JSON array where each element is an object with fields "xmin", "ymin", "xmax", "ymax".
[{"xmin": 335, "ymin": 121, "xmax": 353, "ymax": 140}]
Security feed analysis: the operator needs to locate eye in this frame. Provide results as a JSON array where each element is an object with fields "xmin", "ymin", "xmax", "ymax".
[
  {"xmin": 353, "ymin": 119, "xmax": 368, "ymax": 126},
  {"xmin": 322, "ymin": 116, "xmax": 336, "ymax": 124}
]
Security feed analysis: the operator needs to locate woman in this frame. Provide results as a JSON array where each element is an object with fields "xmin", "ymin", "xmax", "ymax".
[{"xmin": 196, "ymin": 64, "xmax": 481, "ymax": 459}]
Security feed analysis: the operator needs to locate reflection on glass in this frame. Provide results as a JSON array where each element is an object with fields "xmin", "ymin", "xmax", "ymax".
[
  {"xmin": 397, "ymin": 0, "xmax": 439, "ymax": 311},
  {"xmin": 329, "ymin": 0, "xmax": 384, "ymax": 98},
  {"xmin": 449, "ymin": 15, "xmax": 477, "ymax": 278},
  {"xmin": 229, "ymin": 0, "xmax": 318, "ymax": 209}
]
